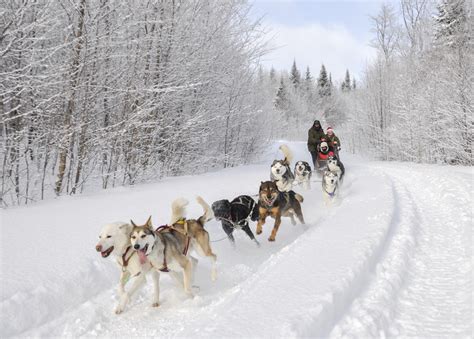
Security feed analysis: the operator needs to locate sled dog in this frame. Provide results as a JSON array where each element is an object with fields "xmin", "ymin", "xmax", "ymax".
[
  {"xmin": 256, "ymin": 181, "xmax": 305, "ymax": 242},
  {"xmin": 270, "ymin": 144, "xmax": 294, "ymax": 192},
  {"xmin": 96, "ymin": 222, "xmax": 156, "ymax": 314},
  {"xmin": 322, "ymin": 170, "xmax": 339, "ymax": 206},
  {"xmin": 130, "ymin": 197, "xmax": 217, "ymax": 301},
  {"xmin": 294, "ymin": 161, "xmax": 312, "ymax": 190},
  {"xmin": 327, "ymin": 155, "xmax": 345, "ymax": 183},
  {"xmin": 212, "ymin": 195, "xmax": 260, "ymax": 246}
]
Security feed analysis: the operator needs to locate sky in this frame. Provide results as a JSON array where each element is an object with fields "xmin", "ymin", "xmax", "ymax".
[{"xmin": 250, "ymin": 0, "xmax": 393, "ymax": 83}]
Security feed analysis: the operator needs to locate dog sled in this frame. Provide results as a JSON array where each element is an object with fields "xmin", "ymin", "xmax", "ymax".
[{"xmin": 314, "ymin": 158, "xmax": 328, "ymax": 175}]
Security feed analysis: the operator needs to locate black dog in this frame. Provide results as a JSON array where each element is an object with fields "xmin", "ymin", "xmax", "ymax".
[{"xmin": 211, "ymin": 195, "xmax": 260, "ymax": 246}]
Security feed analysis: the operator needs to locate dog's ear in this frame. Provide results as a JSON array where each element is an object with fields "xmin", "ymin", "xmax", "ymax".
[
  {"xmin": 145, "ymin": 216, "xmax": 153, "ymax": 228},
  {"xmin": 130, "ymin": 220, "xmax": 137, "ymax": 227}
]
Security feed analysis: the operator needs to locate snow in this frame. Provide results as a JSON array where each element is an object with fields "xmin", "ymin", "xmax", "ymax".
[{"xmin": 1, "ymin": 142, "xmax": 472, "ymax": 337}]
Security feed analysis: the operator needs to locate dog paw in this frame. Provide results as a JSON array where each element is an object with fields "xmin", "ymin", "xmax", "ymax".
[
  {"xmin": 152, "ymin": 302, "xmax": 160, "ymax": 307},
  {"xmin": 268, "ymin": 237, "xmax": 275, "ymax": 242},
  {"xmin": 256, "ymin": 229, "xmax": 262, "ymax": 235},
  {"xmin": 114, "ymin": 306, "xmax": 124, "ymax": 314}
]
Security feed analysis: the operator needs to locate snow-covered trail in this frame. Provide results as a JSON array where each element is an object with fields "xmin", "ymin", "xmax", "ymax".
[
  {"xmin": 1, "ymin": 142, "xmax": 472, "ymax": 338},
  {"xmin": 331, "ymin": 164, "xmax": 472, "ymax": 337}
]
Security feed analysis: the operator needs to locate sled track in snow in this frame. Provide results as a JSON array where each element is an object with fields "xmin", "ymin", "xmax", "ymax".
[
  {"xmin": 327, "ymin": 173, "xmax": 421, "ymax": 337},
  {"xmin": 292, "ymin": 169, "xmax": 420, "ymax": 337},
  {"xmin": 330, "ymin": 166, "xmax": 472, "ymax": 337}
]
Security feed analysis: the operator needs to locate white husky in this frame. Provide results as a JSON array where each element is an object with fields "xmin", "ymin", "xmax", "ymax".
[
  {"xmin": 96, "ymin": 222, "xmax": 157, "ymax": 314},
  {"xmin": 322, "ymin": 170, "xmax": 339, "ymax": 206},
  {"xmin": 270, "ymin": 144, "xmax": 294, "ymax": 192}
]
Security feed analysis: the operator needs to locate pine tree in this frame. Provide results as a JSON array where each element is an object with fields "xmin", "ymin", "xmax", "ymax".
[
  {"xmin": 341, "ymin": 69, "xmax": 351, "ymax": 92},
  {"xmin": 257, "ymin": 66, "xmax": 264, "ymax": 84},
  {"xmin": 275, "ymin": 76, "xmax": 289, "ymax": 111},
  {"xmin": 304, "ymin": 66, "xmax": 312, "ymax": 82},
  {"xmin": 289, "ymin": 60, "xmax": 301, "ymax": 88},
  {"xmin": 304, "ymin": 66, "xmax": 313, "ymax": 91},
  {"xmin": 269, "ymin": 67, "xmax": 276, "ymax": 81},
  {"xmin": 317, "ymin": 64, "xmax": 330, "ymax": 97}
]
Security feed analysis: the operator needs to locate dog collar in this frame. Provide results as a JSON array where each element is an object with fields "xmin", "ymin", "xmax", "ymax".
[{"xmin": 324, "ymin": 186, "xmax": 337, "ymax": 197}]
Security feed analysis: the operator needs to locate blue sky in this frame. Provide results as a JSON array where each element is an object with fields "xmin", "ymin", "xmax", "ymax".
[{"xmin": 250, "ymin": 0, "xmax": 394, "ymax": 82}]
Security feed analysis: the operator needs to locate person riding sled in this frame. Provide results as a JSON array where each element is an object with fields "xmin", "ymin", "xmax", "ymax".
[
  {"xmin": 325, "ymin": 126, "xmax": 341, "ymax": 159},
  {"xmin": 307, "ymin": 120, "xmax": 326, "ymax": 167}
]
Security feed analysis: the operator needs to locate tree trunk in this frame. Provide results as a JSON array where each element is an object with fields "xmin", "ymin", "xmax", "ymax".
[{"xmin": 55, "ymin": 0, "xmax": 86, "ymax": 195}]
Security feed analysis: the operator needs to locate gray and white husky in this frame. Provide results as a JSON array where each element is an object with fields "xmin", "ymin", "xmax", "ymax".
[
  {"xmin": 322, "ymin": 170, "xmax": 339, "ymax": 206},
  {"xmin": 294, "ymin": 161, "xmax": 312, "ymax": 190},
  {"xmin": 327, "ymin": 156, "xmax": 345, "ymax": 183},
  {"xmin": 270, "ymin": 144, "xmax": 294, "ymax": 192},
  {"xmin": 130, "ymin": 197, "xmax": 216, "ymax": 302},
  {"xmin": 96, "ymin": 222, "xmax": 156, "ymax": 314}
]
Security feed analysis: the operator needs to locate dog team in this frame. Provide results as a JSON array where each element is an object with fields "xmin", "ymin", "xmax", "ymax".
[{"xmin": 96, "ymin": 141, "xmax": 345, "ymax": 314}]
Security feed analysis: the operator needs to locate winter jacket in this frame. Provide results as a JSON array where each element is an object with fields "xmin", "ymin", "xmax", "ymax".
[
  {"xmin": 325, "ymin": 134, "xmax": 341, "ymax": 148},
  {"xmin": 307, "ymin": 126, "xmax": 326, "ymax": 152}
]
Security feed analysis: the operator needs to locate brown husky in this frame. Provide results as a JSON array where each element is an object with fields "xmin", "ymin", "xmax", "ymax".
[{"xmin": 256, "ymin": 181, "xmax": 305, "ymax": 242}]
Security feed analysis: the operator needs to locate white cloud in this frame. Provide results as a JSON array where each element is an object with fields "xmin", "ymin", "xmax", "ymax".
[{"xmin": 259, "ymin": 22, "xmax": 377, "ymax": 82}]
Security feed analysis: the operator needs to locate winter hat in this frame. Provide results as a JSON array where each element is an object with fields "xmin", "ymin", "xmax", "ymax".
[
  {"xmin": 314, "ymin": 120, "xmax": 321, "ymax": 125},
  {"xmin": 327, "ymin": 127, "xmax": 333, "ymax": 132}
]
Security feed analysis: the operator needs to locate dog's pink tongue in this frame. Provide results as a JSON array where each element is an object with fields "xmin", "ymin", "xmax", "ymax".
[{"xmin": 138, "ymin": 250, "xmax": 147, "ymax": 265}]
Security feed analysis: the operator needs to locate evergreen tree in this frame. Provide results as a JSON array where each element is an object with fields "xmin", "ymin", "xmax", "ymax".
[
  {"xmin": 341, "ymin": 69, "xmax": 351, "ymax": 92},
  {"xmin": 304, "ymin": 66, "xmax": 313, "ymax": 92},
  {"xmin": 304, "ymin": 66, "xmax": 312, "ymax": 82},
  {"xmin": 269, "ymin": 67, "xmax": 276, "ymax": 81},
  {"xmin": 257, "ymin": 66, "xmax": 264, "ymax": 84},
  {"xmin": 289, "ymin": 60, "xmax": 301, "ymax": 88},
  {"xmin": 317, "ymin": 64, "xmax": 331, "ymax": 97},
  {"xmin": 275, "ymin": 76, "xmax": 289, "ymax": 111}
]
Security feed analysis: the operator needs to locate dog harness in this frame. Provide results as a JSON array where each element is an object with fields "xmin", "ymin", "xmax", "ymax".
[
  {"xmin": 323, "ymin": 186, "xmax": 337, "ymax": 197},
  {"xmin": 219, "ymin": 216, "xmax": 249, "ymax": 229},
  {"xmin": 120, "ymin": 246, "xmax": 135, "ymax": 272},
  {"xmin": 220, "ymin": 197, "xmax": 255, "ymax": 229},
  {"xmin": 154, "ymin": 229, "xmax": 170, "ymax": 273},
  {"xmin": 154, "ymin": 220, "xmax": 191, "ymax": 273}
]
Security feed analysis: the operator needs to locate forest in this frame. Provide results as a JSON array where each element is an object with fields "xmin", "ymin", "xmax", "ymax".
[{"xmin": 1, "ymin": 0, "xmax": 472, "ymax": 206}]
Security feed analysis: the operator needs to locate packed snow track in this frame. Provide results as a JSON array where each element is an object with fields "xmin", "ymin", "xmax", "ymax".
[{"xmin": 1, "ymin": 142, "xmax": 471, "ymax": 337}]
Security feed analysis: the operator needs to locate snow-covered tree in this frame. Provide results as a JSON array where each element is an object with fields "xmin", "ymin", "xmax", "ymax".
[
  {"xmin": 317, "ymin": 64, "xmax": 331, "ymax": 97},
  {"xmin": 289, "ymin": 60, "xmax": 301, "ymax": 88},
  {"xmin": 341, "ymin": 70, "xmax": 351, "ymax": 92}
]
